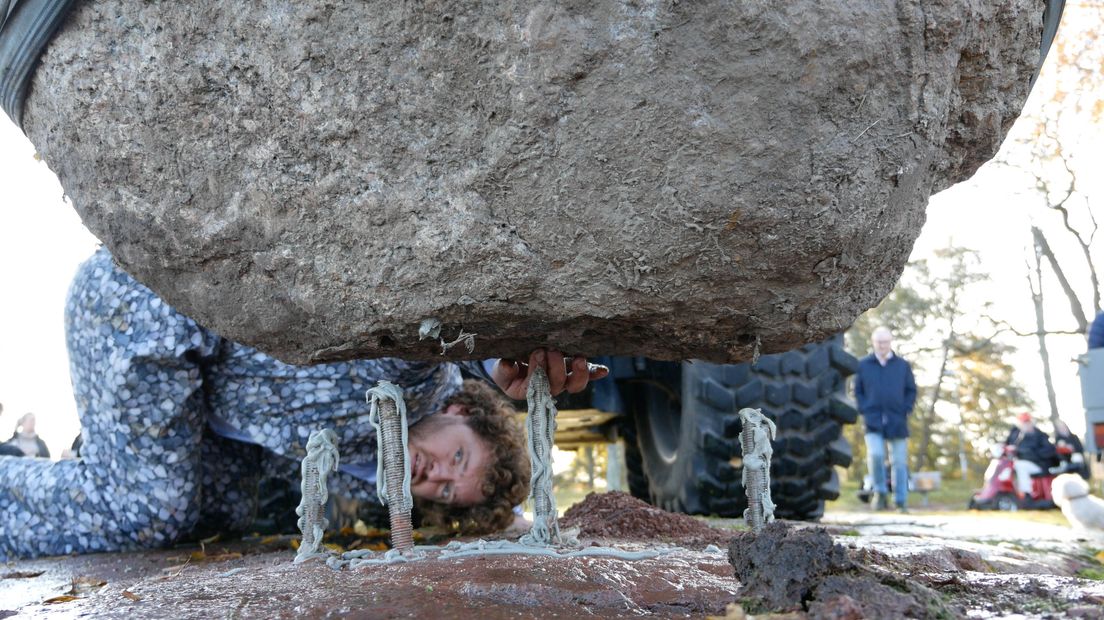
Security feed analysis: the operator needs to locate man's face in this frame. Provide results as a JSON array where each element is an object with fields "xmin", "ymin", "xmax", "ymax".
[
  {"xmin": 20, "ymin": 414, "xmax": 35, "ymax": 434},
  {"xmin": 1017, "ymin": 417, "xmax": 1035, "ymax": 433},
  {"xmin": 407, "ymin": 410, "xmax": 490, "ymax": 507},
  {"xmin": 872, "ymin": 333, "xmax": 893, "ymax": 357}
]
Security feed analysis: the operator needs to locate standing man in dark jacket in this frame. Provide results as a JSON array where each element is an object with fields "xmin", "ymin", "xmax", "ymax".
[
  {"xmin": 1090, "ymin": 312, "xmax": 1104, "ymax": 349},
  {"xmin": 854, "ymin": 327, "xmax": 917, "ymax": 512}
]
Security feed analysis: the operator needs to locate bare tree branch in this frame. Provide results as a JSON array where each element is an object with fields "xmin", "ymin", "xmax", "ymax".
[
  {"xmin": 1088, "ymin": 202, "xmax": 1099, "ymax": 247},
  {"xmin": 1029, "ymin": 238, "xmax": 1061, "ymax": 425},
  {"xmin": 978, "ymin": 314, "xmax": 1084, "ymax": 338},
  {"xmin": 1032, "ymin": 226, "xmax": 1089, "ymax": 332},
  {"xmin": 1045, "ymin": 147, "xmax": 1101, "ymax": 313}
]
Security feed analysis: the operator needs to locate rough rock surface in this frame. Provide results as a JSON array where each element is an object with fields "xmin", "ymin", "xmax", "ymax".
[{"xmin": 24, "ymin": 0, "xmax": 1042, "ymax": 363}]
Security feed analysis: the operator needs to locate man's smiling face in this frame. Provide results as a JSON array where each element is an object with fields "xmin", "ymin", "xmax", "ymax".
[{"xmin": 406, "ymin": 408, "xmax": 490, "ymax": 507}]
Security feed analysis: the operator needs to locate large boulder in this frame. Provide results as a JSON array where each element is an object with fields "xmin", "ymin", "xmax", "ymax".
[{"xmin": 23, "ymin": 0, "xmax": 1041, "ymax": 363}]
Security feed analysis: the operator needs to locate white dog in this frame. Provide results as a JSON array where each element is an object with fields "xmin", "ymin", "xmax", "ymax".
[{"xmin": 1050, "ymin": 473, "xmax": 1104, "ymax": 532}]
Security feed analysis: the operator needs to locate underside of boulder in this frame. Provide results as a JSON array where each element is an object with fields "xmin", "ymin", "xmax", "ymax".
[{"xmin": 22, "ymin": 0, "xmax": 1041, "ymax": 363}]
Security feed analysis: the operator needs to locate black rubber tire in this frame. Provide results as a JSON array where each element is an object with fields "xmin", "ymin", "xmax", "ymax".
[
  {"xmin": 617, "ymin": 410, "xmax": 652, "ymax": 502},
  {"xmin": 623, "ymin": 335, "xmax": 859, "ymax": 520},
  {"xmin": 996, "ymin": 493, "xmax": 1019, "ymax": 512}
]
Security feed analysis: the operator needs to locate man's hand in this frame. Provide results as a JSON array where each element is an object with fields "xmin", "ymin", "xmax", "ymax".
[{"xmin": 491, "ymin": 348, "xmax": 609, "ymax": 401}]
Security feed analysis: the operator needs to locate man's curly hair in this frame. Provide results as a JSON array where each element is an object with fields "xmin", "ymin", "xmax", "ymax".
[{"xmin": 415, "ymin": 380, "xmax": 530, "ymax": 535}]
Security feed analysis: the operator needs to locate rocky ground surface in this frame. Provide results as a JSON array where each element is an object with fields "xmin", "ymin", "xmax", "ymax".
[{"xmin": 2, "ymin": 494, "xmax": 1103, "ymax": 618}]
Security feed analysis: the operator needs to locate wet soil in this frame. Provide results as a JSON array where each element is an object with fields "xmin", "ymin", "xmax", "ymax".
[
  {"xmin": 0, "ymin": 536, "xmax": 737, "ymax": 619},
  {"xmin": 3, "ymin": 504, "xmax": 1104, "ymax": 618},
  {"xmin": 723, "ymin": 517, "xmax": 1104, "ymax": 620},
  {"xmin": 561, "ymin": 491, "xmax": 732, "ymax": 546}
]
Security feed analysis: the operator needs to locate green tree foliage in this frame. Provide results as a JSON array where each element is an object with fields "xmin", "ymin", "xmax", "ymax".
[{"xmin": 952, "ymin": 339, "xmax": 1034, "ymax": 473}]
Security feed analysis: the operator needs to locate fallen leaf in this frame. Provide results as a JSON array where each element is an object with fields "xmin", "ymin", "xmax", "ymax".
[
  {"xmin": 339, "ymin": 526, "xmax": 356, "ymax": 537},
  {"xmin": 723, "ymin": 208, "xmax": 743, "ymax": 231},
  {"xmin": 1, "ymin": 571, "xmax": 45, "ymax": 579},
  {"xmin": 68, "ymin": 577, "xmax": 107, "ymax": 596},
  {"xmin": 43, "ymin": 595, "xmax": 82, "ymax": 604},
  {"xmin": 206, "ymin": 552, "xmax": 243, "ymax": 562},
  {"xmin": 365, "ymin": 542, "xmax": 388, "ymax": 552},
  {"xmin": 189, "ymin": 550, "xmax": 207, "ymax": 562},
  {"xmin": 260, "ymin": 536, "xmax": 281, "ymax": 545},
  {"xmin": 290, "ymin": 539, "xmax": 301, "ymax": 551},
  {"xmin": 324, "ymin": 543, "xmax": 345, "ymax": 554},
  {"xmin": 352, "ymin": 524, "xmax": 388, "ymax": 539},
  {"xmin": 1095, "ymin": 550, "xmax": 1104, "ymax": 564},
  {"xmin": 353, "ymin": 520, "xmax": 370, "ymax": 537},
  {"xmin": 161, "ymin": 557, "xmax": 192, "ymax": 577},
  {"xmin": 122, "ymin": 591, "xmax": 141, "ymax": 602}
]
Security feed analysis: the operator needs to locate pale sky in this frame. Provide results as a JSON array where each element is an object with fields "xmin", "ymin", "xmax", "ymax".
[{"xmin": 0, "ymin": 8, "xmax": 1100, "ymax": 457}]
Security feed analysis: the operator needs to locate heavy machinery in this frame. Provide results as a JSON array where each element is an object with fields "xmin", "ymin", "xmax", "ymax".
[
  {"xmin": 1078, "ymin": 347, "xmax": 1104, "ymax": 474},
  {"xmin": 543, "ymin": 337, "xmax": 857, "ymax": 521}
]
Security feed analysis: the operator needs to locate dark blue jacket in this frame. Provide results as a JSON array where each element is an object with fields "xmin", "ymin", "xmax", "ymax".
[
  {"xmin": 1090, "ymin": 312, "xmax": 1104, "ymax": 349},
  {"xmin": 854, "ymin": 353, "xmax": 917, "ymax": 439},
  {"xmin": 1004, "ymin": 426, "xmax": 1058, "ymax": 468}
]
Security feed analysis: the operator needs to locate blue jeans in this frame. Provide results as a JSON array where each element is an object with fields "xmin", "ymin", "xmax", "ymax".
[{"xmin": 865, "ymin": 433, "xmax": 909, "ymax": 507}]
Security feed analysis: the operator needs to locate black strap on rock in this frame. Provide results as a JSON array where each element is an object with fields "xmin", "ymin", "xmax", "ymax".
[
  {"xmin": 1035, "ymin": 0, "xmax": 1066, "ymax": 87},
  {"xmin": 0, "ymin": 0, "xmax": 80, "ymax": 129}
]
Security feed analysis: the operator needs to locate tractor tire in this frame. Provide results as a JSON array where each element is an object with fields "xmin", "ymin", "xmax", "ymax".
[
  {"xmin": 617, "ymin": 410, "xmax": 651, "ymax": 502},
  {"xmin": 623, "ymin": 335, "xmax": 858, "ymax": 520}
]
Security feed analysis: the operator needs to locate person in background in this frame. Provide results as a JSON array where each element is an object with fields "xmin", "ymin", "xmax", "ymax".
[
  {"xmin": 4, "ymin": 412, "xmax": 50, "ymax": 458},
  {"xmin": 1053, "ymin": 419, "xmax": 1089, "ymax": 480},
  {"xmin": 1090, "ymin": 312, "xmax": 1104, "ymax": 349},
  {"xmin": 1004, "ymin": 412, "xmax": 1058, "ymax": 496},
  {"xmin": 854, "ymin": 326, "xmax": 917, "ymax": 513},
  {"xmin": 0, "ymin": 402, "xmax": 17, "ymax": 457},
  {"xmin": 60, "ymin": 434, "xmax": 82, "ymax": 460}
]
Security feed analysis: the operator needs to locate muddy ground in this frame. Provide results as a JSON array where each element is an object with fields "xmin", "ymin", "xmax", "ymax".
[{"xmin": 2, "ymin": 493, "xmax": 1104, "ymax": 619}]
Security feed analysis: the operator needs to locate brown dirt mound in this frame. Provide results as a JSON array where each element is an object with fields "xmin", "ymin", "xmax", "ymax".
[
  {"xmin": 728, "ymin": 522, "xmax": 953, "ymax": 618},
  {"xmin": 560, "ymin": 491, "xmax": 731, "ymax": 546}
]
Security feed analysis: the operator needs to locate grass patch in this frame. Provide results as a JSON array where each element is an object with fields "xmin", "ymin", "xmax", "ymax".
[
  {"xmin": 828, "ymin": 477, "xmax": 978, "ymax": 512},
  {"xmin": 1077, "ymin": 567, "xmax": 1104, "ymax": 580},
  {"xmin": 827, "ymin": 477, "xmax": 1071, "ymax": 526}
]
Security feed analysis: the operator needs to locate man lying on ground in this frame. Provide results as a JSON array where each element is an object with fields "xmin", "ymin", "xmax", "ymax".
[{"xmin": 0, "ymin": 247, "xmax": 606, "ymax": 559}]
